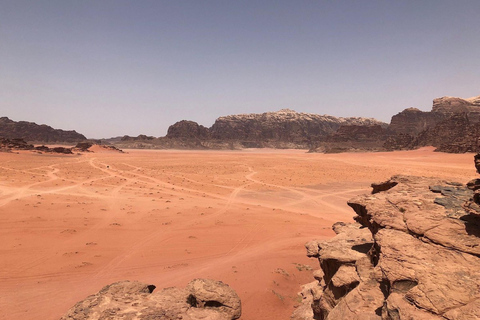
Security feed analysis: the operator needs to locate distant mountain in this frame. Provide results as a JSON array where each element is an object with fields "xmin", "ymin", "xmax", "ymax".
[
  {"xmin": 385, "ymin": 95, "xmax": 480, "ymax": 152},
  {"xmin": 0, "ymin": 117, "xmax": 86, "ymax": 143},
  {"xmin": 161, "ymin": 109, "xmax": 387, "ymax": 149}
]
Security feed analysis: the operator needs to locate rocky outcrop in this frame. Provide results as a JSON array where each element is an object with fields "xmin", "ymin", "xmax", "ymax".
[
  {"xmin": 61, "ymin": 278, "xmax": 241, "ymax": 320},
  {"xmin": 0, "ymin": 117, "xmax": 86, "ymax": 143},
  {"xmin": 416, "ymin": 113, "xmax": 480, "ymax": 153},
  {"xmin": 386, "ymin": 95, "xmax": 480, "ymax": 152},
  {"xmin": 388, "ymin": 108, "xmax": 445, "ymax": 136},
  {"xmin": 293, "ymin": 166, "xmax": 480, "ymax": 319},
  {"xmin": 114, "ymin": 110, "xmax": 387, "ymax": 150},
  {"xmin": 121, "ymin": 134, "xmax": 156, "ymax": 142},
  {"xmin": 432, "ymin": 95, "xmax": 480, "ymax": 115},
  {"xmin": 167, "ymin": 120, "xmax": 211, "ymax": 140},
  {"xmin": 0, "ymin": 138, "xmax": 73, "ymax": 154},
  {"xmin": 209, "ymin": 109, "xmax": 386, "ymax": 148}
]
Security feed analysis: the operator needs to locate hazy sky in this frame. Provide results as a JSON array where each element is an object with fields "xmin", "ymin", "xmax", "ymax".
[{"xmin": 1, "ymin": 1, "xmax": 479, "ymax": 138}]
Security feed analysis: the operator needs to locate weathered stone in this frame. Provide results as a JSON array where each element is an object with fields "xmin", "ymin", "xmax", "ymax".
[
  {"xmin": 60, "ymin": 279, "xmax": 241, "ymax": 320},
  {"xmin": 295, "ymin": 157, "xmax": 480, "ymax": 319}
]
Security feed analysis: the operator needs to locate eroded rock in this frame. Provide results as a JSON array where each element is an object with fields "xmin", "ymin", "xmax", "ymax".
[
  {"xmin": 294, "ymin": 156, "xmax": 480, "ymax": 320},
  {"xmin": 61, "ymin": 278, "xmax": 241, "ymax": 320}
]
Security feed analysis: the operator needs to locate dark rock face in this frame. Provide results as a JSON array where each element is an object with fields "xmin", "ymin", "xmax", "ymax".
[
  {"xmin": 209, "ymin": 109, "xmax": 386, "ymax": 148},
  {"xmin": 325, "ymin": 125, "xmax": 386, "ymax": 143},
  {"xmin": 386, "ymin": 95, "xmax": 480, "ymax": 152},
  {"xmin": 61, "ymin": 278, "xmax": 241, "ymax": 320},
  {"xmin": 167, "ymin": 120, "xmax": 211, "ymax": 140},
  {"xmin": 293, "ymin": 171, "xmax": 480, "ymax": 319},
  {"xmin": 0, "ymin": 117, "xmax": 86, "ymax": 143},
  {"xmin": 383, "ymin": 133, "xmax": 415, "ymax": 151},
  {"xmin": 0, "ymin": 138, "xmax": 73, "ymax": 154},
  {"xmin": 388, "ymin": 107, "xmax": 445, "ymax": 136},
  {"xmin": 417, "ymin": 113, "xmax": 480, "ymax": 153},
  {"xmin": 121, "ymin": 134, "xmax": 155, "ymax": 141},
  {"xmin": 115, "ymin": 110, "xmax": 386, "ymax": 150},
  {"xmin": 74, "ymin": 142, "xmax": 93, "ymax": 152},
  {"xmin": 309, "ymin": 125, "xmax": 389, "ymax": 153}
]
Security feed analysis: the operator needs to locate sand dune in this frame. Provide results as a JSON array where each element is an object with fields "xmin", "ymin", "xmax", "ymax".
[{"xmin": 0, "ymin": 147, "xmax": 474, "ymax": 320}]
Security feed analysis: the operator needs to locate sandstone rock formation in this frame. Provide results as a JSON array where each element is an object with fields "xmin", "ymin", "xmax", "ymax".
[
  {"xmin": 416, "ymin": 113, "xmax": 480, "ymax": 153},
  {"xmin": 167, "ymin": 120, "xmax": 211, "ymax": 140},
  {"xmin": 388, "ymin": 108, "xmax": 445, "ymax": 136},
  {"xmin": 61, "ymin": 278, "xmax": 241, "ymax": 320},
  {"xmin": 114, "ymin": 110, "xmax": 387, "ymax": 150},
  {"xmin": 209, "ymin": 109, "xmax": 386, "ymax": 148},
  {"xmin": 385, "ymin": 95, "xmax": 480, "ymax": 152},
  {"xmin": 293, "ymin": 169, "xmax": 480, "ymax": 319},
  {"xmin": 0, "ymin": 117, "xmax": 86, "ymax": 143}
]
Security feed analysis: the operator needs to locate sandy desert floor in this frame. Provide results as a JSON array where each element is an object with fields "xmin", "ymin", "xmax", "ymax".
[{"xmin": 0, "ymin": 147, "xmax": 475, "ymax": 320}]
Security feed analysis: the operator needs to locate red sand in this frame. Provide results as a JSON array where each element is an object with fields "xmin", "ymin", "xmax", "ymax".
[{"xmin": 0, "ymin": 147, "xmax": 475, "ymax": 320}]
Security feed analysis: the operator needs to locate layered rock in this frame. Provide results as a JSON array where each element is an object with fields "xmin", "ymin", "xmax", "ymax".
[
  {"xmin": 294, "ymin": 168, "xmax": 480, "ymax": 319},
  {"xmin": 61, "ymin": 278, "xmax": 241, "ymax": 320},
  {"xmin": 386, "ymin": 95, "xmax": 480, "ymax": 152},
  {"xmin": 0, "ymin": 117, "xmax": 86, "ymax": 143},
  {"xmin": 209, "ymin": 109, "xmax": 386, "ymax": 148},
  {"xmin": 388, "ymin": 108, "xmax": 444, "ymax": 136},
  {"xmin": 416, "ymin": 113, "xmax": 480, "ymax": 153}
]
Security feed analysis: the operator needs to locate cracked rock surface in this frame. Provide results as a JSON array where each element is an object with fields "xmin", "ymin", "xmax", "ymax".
[
  {"xmin": 293, "ymin": 170, "xmax": 480, "ymax": 320},
  {"xmin": 60, "ymin": 278, "xmax": 241, "ymax": 320}
]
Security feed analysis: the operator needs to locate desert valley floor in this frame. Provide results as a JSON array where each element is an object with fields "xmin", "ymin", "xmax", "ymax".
[{"xmin": 0, "ymin": 147, "xmax": 475, "ymax": 320}]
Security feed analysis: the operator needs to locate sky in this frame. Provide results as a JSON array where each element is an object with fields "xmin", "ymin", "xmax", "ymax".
[{"xmin": 1, "ymin": 1, "xmax": 479, "ymax": 139}]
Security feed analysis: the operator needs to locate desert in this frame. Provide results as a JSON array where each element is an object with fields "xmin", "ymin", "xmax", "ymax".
[{"xmin": 0, "ymin": 147, "xmax": 475, "ymax": 319}]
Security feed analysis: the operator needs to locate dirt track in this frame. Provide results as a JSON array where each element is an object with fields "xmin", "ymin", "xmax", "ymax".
[{"xmin": 0, "ymin": 147, "xmax": 474, "ymax": 319}]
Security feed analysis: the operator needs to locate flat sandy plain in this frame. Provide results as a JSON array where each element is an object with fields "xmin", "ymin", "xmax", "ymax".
[{"xmin": 0, "ymin": 147, "xmax": 475, "ymax": 320}]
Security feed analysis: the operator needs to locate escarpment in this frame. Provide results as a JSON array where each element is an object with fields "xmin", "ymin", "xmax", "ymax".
[
  {"xmin": 208, "ymin": 109, "xmax": 386, "ymax": 148},
  {"xmin": 385, "ymin": 95, "xmax": 480, "ymax": 152},
  {"xmin": 0, "ymin": 117, "xmax": 86, "ymax": 143},
  {"xmin": 293, "ymin": 155, "xmax": 480, "ymax": 319}
]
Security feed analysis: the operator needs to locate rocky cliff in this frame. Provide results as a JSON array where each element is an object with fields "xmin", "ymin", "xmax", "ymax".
[
  {"xmin": 292, "ymin": 158, "xmax": 480, "ymax": 319},
  {"xmin": 167, "ymin": 120, "xmax": 211, "ymax": 140},
  {"xmin": 113, "ymin": 109, "xmax": 387, "ymax": 150},
  {"xmin": 0, "ymin": 117, "xmax": 86, "ymax": 143},
  {"xmin": 309, "ymin": 125, "xmax": 388, "ymax": 153},
  {"xmin": 385, "ymin": 95, "xmax": 480, "ymax": 152},
  {"xmin": 209, "ymin": 109, "xmax": 386, "ymax": 148},
  {"xmin": 388, "ymin": 108, "xmax": 445, "ymax": 136},
  {"xmin": 415, "ymin": 113, "xmax": 480, "ymax": 153},
  {"xmin": 61, "ymin": 278, "xmax": 241, "ymax": 320}
]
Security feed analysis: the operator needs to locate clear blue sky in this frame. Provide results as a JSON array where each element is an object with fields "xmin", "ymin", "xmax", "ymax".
[{"xmin": 1, "ymin": 1, "xmax": 479, "ymax": 138}]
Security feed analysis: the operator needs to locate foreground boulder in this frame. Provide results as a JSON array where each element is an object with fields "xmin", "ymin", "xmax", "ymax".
[
  {"xmin": 294, "ymin": 170, "xmax": 480, "ymax": 319},
  {"xmin": 61, "ymin": 278, "xmax": 241, "ymax": 320}
]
